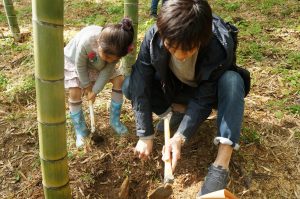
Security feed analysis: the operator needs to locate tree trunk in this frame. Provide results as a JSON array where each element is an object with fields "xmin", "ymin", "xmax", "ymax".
[
  {"xmin": 3, "ymin": 0, "xmax": 20, "ymax": 41},
  {"xmin": 123, "ymin": 0, "xmax": 138, "ymax": 75},
  {"xmin": 32, "ymin": 0, "xmax": 71, "ymax": 198}
]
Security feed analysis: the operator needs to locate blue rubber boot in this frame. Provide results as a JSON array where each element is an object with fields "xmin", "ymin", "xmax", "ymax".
[
  {"xmin": 70, "ymin": 109, "xmax": 90, "ymax": 148},
  {"xmin": 110, "ymin": 100, "xmax": 128, "ymax": 135}
]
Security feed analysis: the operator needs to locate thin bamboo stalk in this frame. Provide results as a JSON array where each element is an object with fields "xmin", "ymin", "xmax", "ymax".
[
  {"xmin": 3, "ymin": 0, "xmax": 20, "ymax": 41},
  {"xmin": 123, "ymin": 0, "xmax": 138, "ymax": 75},
  {"xmin": 32, "ymin": 0, "xmax": 71, "ymax": 198}
]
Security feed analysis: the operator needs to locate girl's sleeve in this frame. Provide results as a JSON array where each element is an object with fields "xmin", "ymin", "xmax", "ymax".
[
  {"xmin": 92, "ymin": 64, "xmax": 115, "ymax": 94},
  {"xmin": 75, "ymin": 43, "xmax": 90, "ymax": 88}
]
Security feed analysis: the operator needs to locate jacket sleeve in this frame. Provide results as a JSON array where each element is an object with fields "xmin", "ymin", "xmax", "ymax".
[
  {"xmin": 177, "ymin": 81, "xmax": 217, "ymax": 140},
  {"xmin": 92, "ymin": 64, "xmax": 115, "ymax": 94},
  {"xmin": 130, "ymin": 30, "xmax": 156, "ymax": 137},
  {"xmin": 75, "ymin": 42, "xmax": 90, "ymax": 88}
]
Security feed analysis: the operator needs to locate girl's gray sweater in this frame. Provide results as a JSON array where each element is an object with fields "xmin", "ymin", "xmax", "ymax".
[{"xmin": 64, "ymin": 25, "xmax": 118, "ymax": 94}]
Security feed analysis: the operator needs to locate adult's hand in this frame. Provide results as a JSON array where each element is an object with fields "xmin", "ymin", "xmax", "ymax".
[
  {"xmin": 162, "ymin": 133, "xmax": 184, "ymax": 172},
  {"xmin": 134, "ymin": 138, "xmax": 153, "ymax": 161}
]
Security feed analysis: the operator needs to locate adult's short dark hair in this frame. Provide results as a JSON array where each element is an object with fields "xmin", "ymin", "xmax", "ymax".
[
  {"xmin": 98, "ymin": 17, "xmax": 134, "ymax": 57},
  {"xmin": 157, "ymin": 0, "xmax": 212, "ymax": 51}
]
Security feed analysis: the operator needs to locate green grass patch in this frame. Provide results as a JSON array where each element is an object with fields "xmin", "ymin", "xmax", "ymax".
[
  {"xmin": 0, "ymin": 37, "xmax": 14, "ymax": 57},
  {"xmin": 268, "ymin": 98, "xmax": 288, "ymax": 107},
  {"xmin": 17, "ymin": 5, "xmax": 32, "ymax": 19},
  {"xmin": 239, "ymin": 41, "xmax": 264, "ymax": 61},
  {"xmin": 81, "ymin": 172, "xmax": 95, "ymax": 184},
  {"xmin": 286, "ymin": 105, "xmax": 300, "ymax": 115},
  {"xmin": 0, "ymin": 73, "xmax": 8, "ymax": 91},
  {"xmin": 83, "ymin": 14, "xmax": 107, "ymax": 26},
  {"xmin": 84, "ymin": 1, "xmax": 123, "ymax": 24},
  {"xmin": 107, "ymin": 5, "xmax": 123, "ymax": 15},
  {"xmin": 275, "ymin": 68, "xmax": 300, "ymax": 92},
  {"xmin": 247, "ymin": 23, "xmax": 262, "ymax": 36},
  {"xmin": 267, "ymin": 99, "xmax": 288, "ymax": 114},
  {"xmin": 65, "ymin": 0, "xmax": 124, "ymax": 26},
  {"xmin": 224, "ymin": 2, "xmax": 240, "ymax": 11},
  {"xmin": 295, "ymin": 131, "xmax": 300, "ymax": 140},
  {"xmin": 236, "ymin": 19, "xmax": 266, "ymax": 63},
  {"xmin": 214, "ymin": 0, "xmax": 241, "ymax": 12},
  {"xmin": 136, "ymin": 18, "xmax": 155, "ymax": 50},
  {"xmin": 5, "ymin": 75, "xmax": 35, "ymax": 103},
  {"xmin": 4, "ymin": 110, "xmax": 24, "ymax": 121},
  {"xmin": 267, "ymin": 97, "xmax": 300, "ymax": 116},
  {"xmin": 0, "ymin": 11, "xmax": 6, "ymax": 24},
  {"xmin": 274, "ymin": 110, "xmax": 284, "ymax": 119},
  {"xmin": 241, "ymin": 127, "xmax": 261, "ymax": 144},
  {"xmin": 287, "ymin": 52, "xmax": 300, "ymax": 68},
  {"xmin": 280, "ymin": 6, "xmax": 297, "ymax": 17},
  {"xmin": 214, "ymin": 0, "xmax": 240, "ymax": 11},
  {"xmin": 69, "ymin": 1, "xmax": 93, "ymax": 10},
  {"xmin": 104, "ymin": 1, "xmax": 123, "ymax": 23},
  {"xmin": 138, "ymin": 18, "xmax": 155, "ymax": 35},
  {"xmin": 258, "ymin": 0, "xmax": 285, "ymax": 12},
  {"xmin": 14, "ymin": 171, "xmax": 21, "ymax": 183},
  {"xmin": 286, "ymin": 76, "xmax": 299, "ymax": 87},
  {"xmin": 22, "ymin": 76, "xmax": 35, "ymax": 92},
  {"xmin": 237, "ymin": 20, "xmax": 262, "ymax": 36},
  {"xmin": 236, "ymin": 19, "xmax": 250, "ymax": 30},
  {"xmin": 12, "ymin": 41, "xmax": 32, "ymax": 52}
]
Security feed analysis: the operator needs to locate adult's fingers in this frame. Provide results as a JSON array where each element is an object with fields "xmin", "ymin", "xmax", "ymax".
[
  {"xmin": 134, "ymin": 148, "xmax": 149, "ymax": 161},
  {"xmin": 171, "ymin": 149, "xmax": 181, "ymax": 172},
  {"xmin": 144, "ymin": 150, "xmax": 150, "ymax": 157},
  {"xmin": 162, "ymin": 145, "xmax": 165, "ymax": 156},
  {"xmin": 139, "ymin": 151, "xmax": 149, "ymax": 160}
]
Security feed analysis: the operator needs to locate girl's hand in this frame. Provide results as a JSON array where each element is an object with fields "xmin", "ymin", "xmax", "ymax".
[
  {"xmin": 83, "ymin": 84, "xmax": 96, "ymax": 102},
  {"xmin": 83, "ymin": 84, "xmax": 93, "ymax": 95},
  {"xmin": 86, "ymin": 91, "xmax": 96, "ymax": 103}
]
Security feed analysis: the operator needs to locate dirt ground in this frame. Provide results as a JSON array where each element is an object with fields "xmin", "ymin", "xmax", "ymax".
[
  {"xmin": 1, "ymin": 82, "xmax": 299, "ymax": 199},
  {"xmin": 0, "ymin": 0, "xmax": 300, "ymax": 198}
]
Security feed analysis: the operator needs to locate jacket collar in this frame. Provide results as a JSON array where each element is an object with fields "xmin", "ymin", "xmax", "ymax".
[
  {"xmin": 150, "ymin": 25, "xmax": 171, "ymax": 81},
  {"xmin": 148, "ymin": 15, "xmax": 234, "ymax": 82}
]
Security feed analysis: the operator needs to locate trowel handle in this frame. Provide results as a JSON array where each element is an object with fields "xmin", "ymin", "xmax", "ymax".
[
  {"xmin": 89, "ymin": 101, "xmax": 95, "ymax": 133},
  {"xmin": 164, "ymin": 114, "xmax": 174, "ymax": 184}
]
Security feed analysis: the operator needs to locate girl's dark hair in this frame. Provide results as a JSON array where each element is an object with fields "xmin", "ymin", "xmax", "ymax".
[
  {"xmin": 157, "ymin": 0, "xmax": 212, "ymax": 51},
  {"xmin": 98, "ymin": 17, "xmax": 134, "ymax": 57}
]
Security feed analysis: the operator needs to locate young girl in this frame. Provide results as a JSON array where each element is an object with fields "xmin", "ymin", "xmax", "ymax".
[{"xmin": 64, "ymin": 18, "xmax": 134, "ymax": 147}]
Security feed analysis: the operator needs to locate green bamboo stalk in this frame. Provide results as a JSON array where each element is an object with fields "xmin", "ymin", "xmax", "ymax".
[
  {"xmin": 32, "ymin": 0, "xmax": 71, "ymax": 198},
  {"xmin": 3, "ymin": 0, "xmax": 21, "ymax": 41},
  {"xmin": 123, "ymin": 0, "xmax": 138, "ymax": 75}
]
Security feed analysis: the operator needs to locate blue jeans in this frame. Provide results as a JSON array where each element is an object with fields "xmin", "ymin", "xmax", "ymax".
[
  {"xmin": 151, "ymin": 0, "xmax": 167, "ymax": 14},
  {"xmin": 215, "ymin": 71, "xmax": 245, "ymax": 149},
  {"xmin": 123, "ymin": 70, "xmax": 245, "ymax": 149}
]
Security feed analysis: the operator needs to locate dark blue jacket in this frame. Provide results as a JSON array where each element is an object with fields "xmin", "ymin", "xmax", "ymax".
[{"xmin": 129, "ymin": 15, "xmax": 240, "ymax": 139}]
